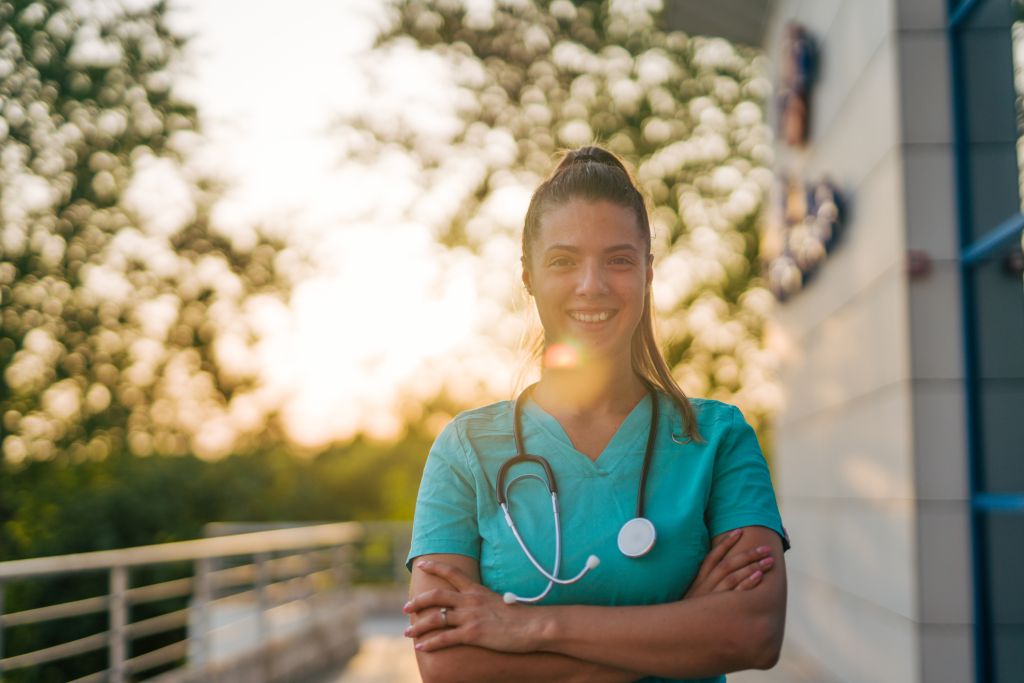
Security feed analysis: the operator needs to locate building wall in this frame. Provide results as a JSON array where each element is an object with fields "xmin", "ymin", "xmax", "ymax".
[
  {"xmin": 763, "ymin": 1, "xmax": 973, "ymax": 681},
  {"xmin": 896, "ymin": 4, "xmax": 976, "ymax": 681}
]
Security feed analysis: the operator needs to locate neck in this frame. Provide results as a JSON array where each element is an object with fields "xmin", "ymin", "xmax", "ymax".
[{"xmin": 534, "ymin": 353, "xmax": 646, "ymax": 417}]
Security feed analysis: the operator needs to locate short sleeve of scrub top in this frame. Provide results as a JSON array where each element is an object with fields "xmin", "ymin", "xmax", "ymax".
[
  {"xmin": 405, "ymin": 420, "xmax": 482, "ymax": 563},
  {"xmin": 407, "ymin": 393, "xmax": 789, "ymax": 683}
]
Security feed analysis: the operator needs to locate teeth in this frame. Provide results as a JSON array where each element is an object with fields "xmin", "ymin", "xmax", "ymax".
[{"xmin": 570, "ymin": 311, "xmax": 611, "ymax": 323}]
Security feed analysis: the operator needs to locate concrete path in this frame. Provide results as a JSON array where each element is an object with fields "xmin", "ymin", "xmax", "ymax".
[
  {"xmin": 320, "ymin": 615, "xmax": 831, "ymax": 683},
  {"xmin": 318, "ymin": 616, "xmax": 419, "ymax": 683}
]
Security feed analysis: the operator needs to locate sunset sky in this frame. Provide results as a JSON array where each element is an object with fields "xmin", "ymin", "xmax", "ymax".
[{"xmin": 165, "ymin": 0, "xmax": 529, "ymax": 446}]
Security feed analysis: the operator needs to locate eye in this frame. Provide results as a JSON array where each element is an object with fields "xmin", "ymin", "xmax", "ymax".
[
  {"xmin": 609, "ymin": 255, "xmax": 635, "ymax": 266},
  {"xmin": 548, "ymin": 256, "xmax": 573, "ymax": 267}
]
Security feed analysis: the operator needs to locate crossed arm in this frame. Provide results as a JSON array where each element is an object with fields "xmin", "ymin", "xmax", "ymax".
[{"xmin": 404, "ymin": 525, "xmax": 786, "ymax": 683}]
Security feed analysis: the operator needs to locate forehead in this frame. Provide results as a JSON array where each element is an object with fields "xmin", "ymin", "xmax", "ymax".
[{"xmin": 535, "ymin": 199, "xmax": 643, "ymax": 249}]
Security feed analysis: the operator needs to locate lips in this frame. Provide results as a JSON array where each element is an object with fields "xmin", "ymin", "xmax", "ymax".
[{"xmin": 568, "ymin": 309, "xmax": 615, "ymax": 323}]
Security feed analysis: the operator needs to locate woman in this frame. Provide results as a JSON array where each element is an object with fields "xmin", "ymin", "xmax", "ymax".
[{"xmin": 403, "ymin": 146, "xmax": 789, "ymax": 683}]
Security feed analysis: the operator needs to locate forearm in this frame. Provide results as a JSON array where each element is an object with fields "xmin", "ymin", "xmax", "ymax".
[
  {"xmin": 415, "ymin": 643, "xmax": 641, "ymax": 683},
  {"xmin": 536, "ymin": 588, "xmax": 785, "ymax": 679},
  {"xmin": 408, "ymin": 554, "xmax": 641, "ymax": 682}
]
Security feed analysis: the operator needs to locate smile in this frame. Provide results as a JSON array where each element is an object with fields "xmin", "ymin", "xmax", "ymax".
[{"xmin": 569, "ymin": 310, "xmax": 614, "ymax": 323}]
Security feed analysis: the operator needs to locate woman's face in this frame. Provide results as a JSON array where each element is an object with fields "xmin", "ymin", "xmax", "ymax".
[{"xmin": 524, "ymin": 198, "xmax": 652, "ymax": 362}]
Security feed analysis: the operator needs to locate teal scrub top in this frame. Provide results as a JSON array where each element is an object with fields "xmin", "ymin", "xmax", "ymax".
[{"xmin": 407, "ymin": 392, "xmax": 789, "ymax": 683}]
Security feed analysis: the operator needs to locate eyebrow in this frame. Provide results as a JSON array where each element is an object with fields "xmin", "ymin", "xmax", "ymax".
[{"xmin": 544, "ymin": 243, "xmax": 641, "ymax": 254}]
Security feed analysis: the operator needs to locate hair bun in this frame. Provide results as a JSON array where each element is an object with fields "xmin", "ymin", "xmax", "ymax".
[
  {"xmin": 571, "ymin": 146, "xmax": 610, "ymax": 164},
  {"xmin": 572, "ymin": 149, "xmax": 601, "ymax": 163},
  {"xmin": 561, "ymin": 146, "xmax": 627, "ymax": 174}
]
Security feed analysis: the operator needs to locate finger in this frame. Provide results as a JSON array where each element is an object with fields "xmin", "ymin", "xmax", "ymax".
[
  {"xmin": 705, "ymin": 544, "xmax": 772, "ymax": 587},
  {"xmin": 712, "ymin": 527, "xmax": 744, "ymax": 549},
  {"xmin": 696, "ymin": 529, "xmax": 743, "ymax": 583},
  {"xmin": 404, "ymin": 608, "xmax": 457, "ymax": 639},
  {"xmin": 716, "ymin": 556, "xmax": 774, "ymax": 593},
  {"xmin": 735, "ymin": 569, "xmax": 764, "ymax": 591},
  {"xmin": 403, "ymin": 587, "xmax": 459, "ymax": 614},
  {"xmin": 416, "ymin": 559, "xmax": 478, "ymax": 591},
  {"xmin": 414, "ymin": 626, "xmax": 465, "ymax": 652}
]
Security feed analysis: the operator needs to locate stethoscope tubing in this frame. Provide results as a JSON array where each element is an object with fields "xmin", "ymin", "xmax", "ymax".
[{"xmin": 498, "ymin": 381, "xmax": 659, "ymax": 602}]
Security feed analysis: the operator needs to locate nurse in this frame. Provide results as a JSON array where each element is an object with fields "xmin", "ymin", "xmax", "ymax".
[{"xmin": 403, "ymin": 146, "xmax": 789, "ymax": 682}]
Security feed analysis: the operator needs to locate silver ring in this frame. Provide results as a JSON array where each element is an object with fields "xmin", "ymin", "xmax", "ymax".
[{"xmin": 440, "ymin": 607, "xmax": 449, "ymax": 627}]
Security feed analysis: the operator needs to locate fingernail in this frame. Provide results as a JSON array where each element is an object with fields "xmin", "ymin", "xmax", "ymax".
[
  {"xmin": 750, "ymin": 570, "xmax": 763, "ymax": 581},
  {"xmin": 402, "ymin": 602, "xmax": 411, "ymax": 612},
  {"xmin": 403, "ymin": 627, "xmax": 411, "ymax": 636},
  {"xmin": 417, "ymin": 560, "xmax": 431, "ymax": 568},
  {"xmin": 414, "ymin": 643, "xmax": 424, "ymax": 650},
  {"xmin": 756, "ymin": 546, "xmax": 770, "ymax": 554},
  {"xmin": 730, "ymin": 529, "xmax": 742, "ymax": 538},
  {"xmin": 759, "ymin": 557, "xmax": 774, "ymax": 568}
]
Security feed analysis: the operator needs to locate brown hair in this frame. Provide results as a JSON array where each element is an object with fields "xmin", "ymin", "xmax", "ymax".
[{"xmin": 522, "ymin": 146, "xmax": 701, "ymax": 442}]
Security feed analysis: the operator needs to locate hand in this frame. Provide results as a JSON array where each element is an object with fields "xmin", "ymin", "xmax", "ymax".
[
  {"xmin": 403, "ymin": 559, "xmax": 540, "ymax": 654},
  {"xmin": 684, "ymin": 528, "xmax": 775, "ymax": 599}
]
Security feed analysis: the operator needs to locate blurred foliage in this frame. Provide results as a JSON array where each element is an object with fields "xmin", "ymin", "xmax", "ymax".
[
  {"xmin": 0, "ymin": 427, "xmax": 431, "ymax": 681},
  {"xmin": 0, "ymin": 433, "xmax": 430, "ymax": 682},
  {"xmin": 0, "ymin": 3, "xmax": 385, "ymax": 675},
  {"xmin": 0, "ymin": 0, "xmax": 294, "ymax": 468},
  {"xmin": 338, "ymin": 0, "xmax": 783, "ymax": 431},
  {"xmin": 0, "ymin": 429, "xmax": 432, "ymax": 562}
]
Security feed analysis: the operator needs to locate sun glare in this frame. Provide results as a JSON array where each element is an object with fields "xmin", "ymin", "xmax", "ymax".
[{"xmin": 258, "ymin": 224, "xmax": 480, "ymax": 446}]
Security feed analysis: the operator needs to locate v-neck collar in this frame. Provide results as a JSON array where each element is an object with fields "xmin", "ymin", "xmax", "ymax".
[{"xmin": 521, "ymin": 392, "xmax": 654, "ymax": 473}]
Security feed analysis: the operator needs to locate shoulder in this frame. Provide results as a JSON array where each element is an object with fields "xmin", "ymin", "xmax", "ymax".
[
  {"xmin": 660, "ymin": 396, "xmax": 758, "ymax": 450},
  {"xmin": 447, "ymin": 400, "xmax": 515, "ymax": 436},
  {"xmin": 688, "ymin": 397, "xmax": 742, "ymax": 427},
  {"xmin": 432, "ymin": 400, "xmax": 515, "ymax": 455},
  {"xmin": 660, "ymin": 395, "xmax": 740, "ymax": 433},
  {"xmin": 426, "ymin": 401, "xmax": 516, "ymax": 478}
]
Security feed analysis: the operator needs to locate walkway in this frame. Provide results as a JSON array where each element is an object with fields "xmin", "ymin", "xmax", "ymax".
[
  {"xmin": 314, "ymin": 616, "xmax": 418, "ymax": 683},
  {"xmin": 321, "ymin": 615, "xmax": 830, "ymax": 683}
]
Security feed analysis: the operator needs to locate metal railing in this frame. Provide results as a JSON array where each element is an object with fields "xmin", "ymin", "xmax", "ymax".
[{"xmin": 0, "ymin": 521, "xmax": 411, "ymax": 682}]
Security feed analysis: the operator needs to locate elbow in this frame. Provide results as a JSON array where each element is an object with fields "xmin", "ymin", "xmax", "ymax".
[
  {"xmin": 416, "ymin": 647, "xmax": 473, "ymax": 683},
  {"xmin": 416, "ymin": 652, "xmax": 453, "ymax": 683},
  {"xmin": 748, "ymin": 614, "xmax": 784, "ymax": 670},
  {"xmin": 718, "ymin": 612, "xmax": 783, "ymax": 672},
  {"xmin": 752, "ymin": 639, "xmax": 782, "ymax": 670}
]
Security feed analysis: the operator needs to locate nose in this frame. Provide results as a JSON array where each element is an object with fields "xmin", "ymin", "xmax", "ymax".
[{"xmin": 575, "ymin": 260, "xmax": 609, "ymax": 296}]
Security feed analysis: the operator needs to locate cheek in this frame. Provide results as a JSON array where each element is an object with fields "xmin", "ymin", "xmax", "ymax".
[{"xmin": 618, "ymin": 274, "xmax": 648, "ymax": 303}]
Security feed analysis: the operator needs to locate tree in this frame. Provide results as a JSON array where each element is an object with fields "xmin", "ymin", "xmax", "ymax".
[
  {"xmin": 337, "ymin": 0, "xmax": 782, "ymax": 431},
  {"xmin": 0, "ymin": 0, "xmax": 296, "ymax": 470}
]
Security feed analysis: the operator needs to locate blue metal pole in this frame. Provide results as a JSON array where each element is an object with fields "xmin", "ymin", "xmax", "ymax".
[{"xmin": 946, "ymin": 0, "xmax": 990, "ymax": 679}]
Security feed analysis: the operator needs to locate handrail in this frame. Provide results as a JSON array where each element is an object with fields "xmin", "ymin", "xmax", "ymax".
[
  {"xmin": 1, "ymin": 595, "xmax": 109, "ymax": 627},
  {"xmin": 0, "ymin": 631, "xmax": 110, "ymax": 670},
  {"xmin": 0, "ymin": 520, "xmax": 410, "ymax": 682},
  {"xmin": 0, "ymin": 522, "xmax": 365, "ymax": 580}
]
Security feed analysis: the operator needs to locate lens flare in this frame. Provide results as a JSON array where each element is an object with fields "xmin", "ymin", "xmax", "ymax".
[{"xmin": 543, "ymin": 342, "xmax": 580, "ymax": 369}]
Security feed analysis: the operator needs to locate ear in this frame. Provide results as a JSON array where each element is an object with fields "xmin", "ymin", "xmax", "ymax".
[
  {"xmin": 522, "ymin": 265, "xmax": 533, "ymax": 296},
  {"xmin": 646, "ymin": 253, "xmax": 654, "ymax": 286}
]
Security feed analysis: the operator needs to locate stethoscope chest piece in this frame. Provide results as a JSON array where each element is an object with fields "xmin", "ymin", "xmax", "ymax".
[{"xmin": 617, "ymin": 517, "xmax": 656, "ymax": 558}]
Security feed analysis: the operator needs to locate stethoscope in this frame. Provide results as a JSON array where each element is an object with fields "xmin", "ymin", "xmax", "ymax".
[{"xmin": 497, "ymin": 381, "xmax": 659, "ymax": 604}]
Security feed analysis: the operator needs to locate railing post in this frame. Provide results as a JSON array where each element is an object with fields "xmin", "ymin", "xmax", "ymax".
[
  {"xmin": 254, "ymin": 551, "xmax": 272, "ymax": 682},
  {"xmin": 109, "ymin": 566, "xmax": 127, "ymax": 683},
  {"xmin": 1, "ymin": 579, "xmax": 6, "ymax": 682},
  {"xmin": 331, "ymin": 545, "xmax": 354, "ymax": 589},
  {"xmin": 192, "ymin": 557, "xmax": 212, "ymax": 673},
  {"xmin": 392, "ymin": 525, "xmax": 411, "ymax": 585}
]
